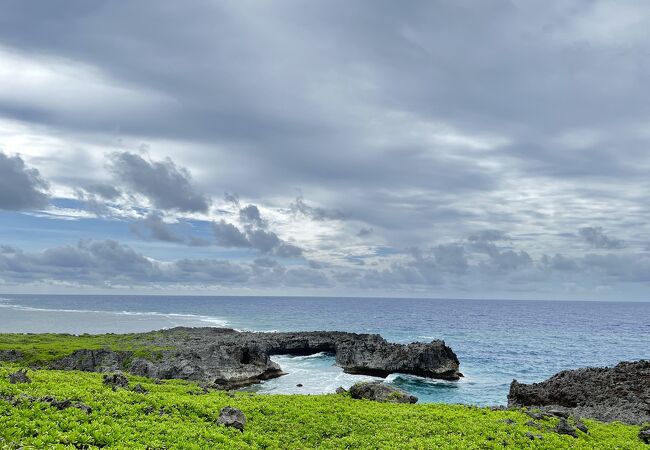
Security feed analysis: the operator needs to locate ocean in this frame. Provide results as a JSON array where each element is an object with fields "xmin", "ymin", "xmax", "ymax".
[{"xmin": 0, "ymin": 294, "xmax": 648, "ymax": 406}]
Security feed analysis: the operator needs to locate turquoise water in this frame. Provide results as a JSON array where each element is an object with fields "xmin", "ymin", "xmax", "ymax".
[{"xmin": 1, "ymin": 294, "xmax": 648, "ymax": 405}]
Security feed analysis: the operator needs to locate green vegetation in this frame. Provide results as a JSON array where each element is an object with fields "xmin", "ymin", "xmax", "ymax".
[
  {"xmin": 0, "ymin": 364, "xmax": 645, "ymax": 449},
  {"xmin": 0, "ymin": 332, "xmax": 171, "ymax": 365}
]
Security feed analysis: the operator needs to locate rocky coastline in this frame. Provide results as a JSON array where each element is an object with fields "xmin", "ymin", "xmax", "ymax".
[
  {"xmin": 15, "ymin": 327, "xmax": 462, "ymax": 389},
  {"xmin": 508, "ymin": 360, "xmax": 650, "ymax": 425}
]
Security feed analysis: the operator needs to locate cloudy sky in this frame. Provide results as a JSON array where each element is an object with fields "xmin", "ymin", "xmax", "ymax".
[{"xmin": 0, "ymin": 1, "xmax": 649, "ymax": 300}]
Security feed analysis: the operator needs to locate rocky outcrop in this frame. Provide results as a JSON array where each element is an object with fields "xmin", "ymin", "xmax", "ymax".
[
  {"xmin": 349, "ymin": 381, "xmax": 418, "ymax": 404},
  {"xmin": 508, "ymin": 360, "xmax": 650, "ymax": 425},
  {"xmin": 217, "ymin": 406, "xmax": 246, "ymax": 431},
  {"xmin": 9, "ymin": 369, "xmax": 31, "ymax": 384},
  {"xmin": 0, "ymin": 350, "xmax": 23, "ymax": 362},
  {"xmin": 103, "ymin": 373, "xmax": 129, "ymax": 390},
  {"xmin": 45, "ymin": 327, "xmax": 461, "ymax": 389}
]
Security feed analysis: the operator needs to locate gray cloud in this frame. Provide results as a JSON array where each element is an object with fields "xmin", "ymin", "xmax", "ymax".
[
  {"xmin": 239, "ymin": 204, "xmax": 266, "ymax": 228},
  {"xmin": 212, "ymin": 220, "xmax": 303, "ymax": 258},
  {"xmin": 130, "ymin": 212, "xmax": 183, "ymax": 243},
  {"xmin": 579, "ymin": 226, "xmax": 625, "ymax": 249},
  {"xmin": 108, "ymin": 151, "xmax": 210, "ymax": 212},
  {"xmin": 212, "ymin": 220, "xmax": 250, "ymax": 248},
  {"xmin": 468, "ymin": 230, "xmax": 509, "ymax": 243},
  {"xmin": 1, "ymin": 2, "xmax": 650, "ymax": 297},
  {"xmin": 83, "ymin": 183, "xmax": 121, "ymax": 200},
  {"xmin": 0, "ymin": 152, "xmax": 48, "ymax": 210},
  {"xmin": 0, "ymin": 240, "xmax": 326, "ymax": 288},
  {"xmin": 290, "ymin": 196, "xmax": 347, "ymax": 221}
]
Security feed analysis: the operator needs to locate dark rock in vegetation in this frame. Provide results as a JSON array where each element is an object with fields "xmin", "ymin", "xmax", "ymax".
[
  {"xmin": 74, "ymin": 402, "xmax": 93, "ymax": 415},
  {"xmin": 638, "ymin": 426, "xmax": 650, "ymax": 444},
  {"xmin": 45, "ymin": 327, "xmax": 461, "ymax": 390},
  {"xmin": 103, "ymin": 373, "xmax": 129, "ymax": 390},
  {"xmin": 639, "ymin": 426, "xmax": 650, "ymax": 444},
  {"xmin": 335, "ymin": 386, "xmax": 347, "ymax": 394},
  {"xmin": 508, "ymin": 360, "xmax": 650, "ymax": 425},
  {"xmin": 525, "ymin": 432, "xmax": 543, "ymax": 440},
  {"xmin": 217, "ymin": 406, "xmax": 246, "ymax": 432},
  {"xmin": 8, "ymin": 369, "xmax": 31, "ymax": 384},
  {"xmin": 524, "ymin": 409, "xmax": 548, "ymax": 420},
  {"xmin": 349, "ymin": 381, "xmax": 418, "ymax": 404},
  {"xmin": 500, "ymin": 418, "xmax": 515, "ymax": 425},
  {"xmin": 133, "ymin": 383, "xmax": 148, "ymax": 394},
  {"xmin": 554, "ymin": 418, "xmax": 577, "ymax": 438},
  {"xmin": 525, "ymin": 420, "xmax": 541, "ymax": 429},
  {"xmin": 0, "ymin": 350, "xmax": 23, "ymax": 362},
  {"xmin": 547, "ymin": 408, "xmax": 570, "ymax": 418},
  {"xmin": 575, "ymin": 420, "xmax": 588, "ymax": 434},
  {"xmin": 41, "ymin": 396, "xmax": 92, "ymax": 414}
]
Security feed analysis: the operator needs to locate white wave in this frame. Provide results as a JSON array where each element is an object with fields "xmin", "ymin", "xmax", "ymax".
[{"xmin": 0, "ymin": 301, "xmax": 228, "ymax": 327}]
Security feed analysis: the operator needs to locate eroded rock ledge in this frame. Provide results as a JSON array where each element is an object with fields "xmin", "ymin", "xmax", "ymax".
[
  {"xmin": 47, "ymin": 327, "xmax": 462, "ymax": 388},
  {"xmin": 508, "ymin": 360, "xmax": 650, "ymax": 425}
]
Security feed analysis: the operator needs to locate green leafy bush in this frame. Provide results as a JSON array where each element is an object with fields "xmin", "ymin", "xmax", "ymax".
[{"xmin": 0, "ymin": 364, "xmax": 645, "ymax": 449}]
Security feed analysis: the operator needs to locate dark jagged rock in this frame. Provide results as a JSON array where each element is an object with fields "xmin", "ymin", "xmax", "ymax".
[
  {"xmin": 639, "ymin": 426, "xmax": 650, "ymax": 444},
  {"xmin": 133, "ymin": 383, "xmax": 148, "ymax": 394},
  {"xmin": 525, "ymin": 432, "xmax": 543, "ymax": 441},
  {"xmin": 47, "ymin": 327, "xmax": 461, "ymax": 389},
  {"xmin": 575, "ymin": 420, "xmax": 588, "ymax": 434},
  {"xmin": 349, "ymin": 381, "xmax": 418, "ymax": 404},
  {"xmin": 0, "ymin": 350, "xmax": 23, "ymax": 362},
  {"xmin": 217, "ymin": 406, "xmax": 246, "ymax": 431},
  {"xmin": 9, "ymin": 369, "xmax": 31, "ymax": 384},
  {"xmin": 41, "ymin": 396, "xmax": 92, "ymax": 414},
  {"xmin": 103, "ymin": 373, "xmax": 129, "ymax": 390},
  {"xmin": 335, "ymin": 386, "xmax": 347, "ymax": 394},
  {"xmin": 508, "ymin": 360, "xmax": 650, "ymax": 425},
  {"xmin": 554, "ymin": 418, "xmax": 577, "ymax": 438}
]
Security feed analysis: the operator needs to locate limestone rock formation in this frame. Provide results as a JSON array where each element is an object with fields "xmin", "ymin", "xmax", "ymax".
[
  {"xmin": 349, "ymin": 381, "xmax": 418, "ymax": 404},
  {"xmin": 47, "ymin": 327, "xmax": 461, "ymax": 390},
  {"xmin": 508, "ymin": 360, "xmax": 650, "ymax": 425}
]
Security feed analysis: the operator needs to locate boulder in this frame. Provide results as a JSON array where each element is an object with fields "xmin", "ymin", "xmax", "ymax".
[
  {"xmin": 335, "ymin": 386, "xmax": 347, "ymax": 394},
  {"xmin": 133, "ymin": 383, "xmax": 148, "ymax": 394},
  {"xmin": 508, "ymin": 360, "xmax": 650, "ymax": 425},
  {"xmin": 639, "ymin": 426, "xmax": 650, "ymax": 444},
  {"xmin": 103, "ymin": 373, "xmax": 129, "ymax": 390},
  {"xmin": 349, "ymin": 381, "xmax": 417, "ymax": 404},
  {"xmin": 8, "ymin": 369, "xmax": 31, "ymax": 384},
  {"xmin": 554, "ymin": 418, "xmax": 577, "ymax": 438},
  {"xmin": 525, "ymin": 432, "xmax": 543, "ymax": 441},
  {"xmin": 217, "ymin": 406, "xmax": 246, "ymax": 432}
]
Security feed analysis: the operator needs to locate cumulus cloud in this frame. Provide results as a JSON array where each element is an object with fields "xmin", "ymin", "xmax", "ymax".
[
  {"xmin": 83, "ymin": 183, "xmax": 121, "ymax": 200},
  {"xmin": 289, "ymin": 196, "xmax": 347, "ymax": 221},
  {"xmin": 212, "ymin": 220, "xmax": 250, "ymax": 248},
  {"xmin": 130, "ymin": 212, "xmax": 184, "ymax": 243},
  {"xmin": 212, "ymin": 202, "xmax": 304, "ymax": 258},
  {"xmin": 108, "ymin": 151, "xmax": 210, "ymax": 213},
  {"xmin": 0, "ymin": 152, "xmax": 49, "ymax": 210},
  {"xmin": 0, "ymin": 240, "xmax": 328, "ymax": 288},
  {"xmin": 579, "ymin": 227, "xmax": 625, "ymax": 249},
  {"xmin": 239, "ymin": 204, "xmax": 266, "ymax": 228}
]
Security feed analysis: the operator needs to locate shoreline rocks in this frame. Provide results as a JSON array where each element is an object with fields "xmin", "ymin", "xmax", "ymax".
[
  {"xmin": 508, "ymin": 360, "xmax": 650, "ymax": 425},
  {"xmin": 42, "ymin": 327, "xmax": 461, "ymax": 390},
  {"xmin": 349, "ymin": 381, "xmax": 418, "ymax": 404}
]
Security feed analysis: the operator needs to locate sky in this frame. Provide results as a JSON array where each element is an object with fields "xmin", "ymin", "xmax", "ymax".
[{"xmin": 0, "ymin": 0, "xmax": 649, "ymax": 300}]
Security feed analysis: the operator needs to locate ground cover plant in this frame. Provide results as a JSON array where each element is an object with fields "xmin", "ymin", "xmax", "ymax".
[
  {"xmin": 0, "ymin": 332, "xmax": 172, "ymax": 365},
  {"xmin": 0, "ymin": 364, "xmax": 646, "ymax": 449}
]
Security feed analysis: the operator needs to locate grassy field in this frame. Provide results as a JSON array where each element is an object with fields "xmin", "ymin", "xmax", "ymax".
[
  {"xmin": 0, "ymin": 364, "xmax": 646, "ymax": 449},
  {"xmin": 0, "ymin": 332, "xmax": 172, "ymax": 365}
]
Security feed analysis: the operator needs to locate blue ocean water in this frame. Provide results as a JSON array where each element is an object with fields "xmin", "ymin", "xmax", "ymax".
[{"xmin": 0, "ymin": 294, "xmax": 648, "ymax": 406}]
